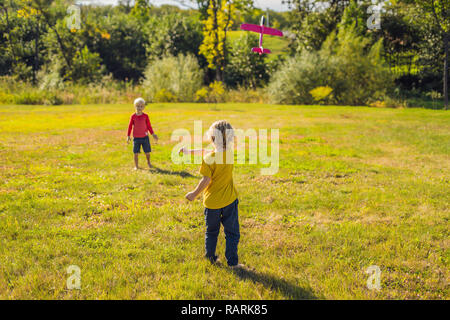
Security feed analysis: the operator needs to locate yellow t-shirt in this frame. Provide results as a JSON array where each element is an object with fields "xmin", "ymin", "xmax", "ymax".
[{"xmin": 199, "ymin": 151, "xmax": 238, "ymax": 209}]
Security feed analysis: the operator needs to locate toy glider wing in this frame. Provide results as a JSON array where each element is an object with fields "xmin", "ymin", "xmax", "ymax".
[
  {"xmin": 261, "ymin": 26, "xmax": 283, "ymax": 37},
  {"xmin": 240, "ymin": 24, "xmax": 283, "ymax": 37},
  {"xmin": 240, "ymin": 24, "xmax": 262, "ymax": 33}
]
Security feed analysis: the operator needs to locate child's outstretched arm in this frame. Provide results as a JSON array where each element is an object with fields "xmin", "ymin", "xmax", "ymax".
[
  {"xmin": 178, "ymin": 147, "xmax": 210, "ymax": 156},
  {"xmin": 185, "ymin": 176, "xmax": 211, "ymax": 201}
]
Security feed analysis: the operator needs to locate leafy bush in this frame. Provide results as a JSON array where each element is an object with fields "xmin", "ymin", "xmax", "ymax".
[
  {"xmin": 0, "ymin": 92, "xmax": 14, "ymax": 104},
  {"xmin": 11, "ymin": 62, "xmax": 34, "ymax": 82},
  {"xmin": 225, "ymin": 87, "xmax": 268, "ymax": 103},
  {"xmin": 310, "ymin": 86, "xmax": 333, "ymax": 104},
  {"xmin": 268, "ymin": 25, "xmax": 394, "ymax": 105},
  {"xmin": 195, "ymin": 87, "xmax": 209, "ymax": 102},
  {"xmin": 0, "ymin": 75, "xmax": 141, "ymax": 105},
  {"xmin": 38, "ymin": 60, "xmax": 65, "ymax": 90},
  {"xmin": 65, "ymin": 46, "xmax": 105, "ymax": 84},
  {"xmin": 142, "ymin": 54, "xmax": 204, "ymax": 102},
  {"xmin": 9, "ymin": 90, "xmax": 62, "ymax": 106},
  {"xmin": 208, "ymin": 81, "xmax": 225, "ymax": 103},
  {"xmin": 154, "ymin": 89, "xmax": 178, "ymax": 103},
  {"xmin": 194, "ymin": 81, "xmax": 226, "ymax": 103},
  {"xmin": 13, "ymin": 91, "xmax": 46, "ymax": 105},
  {"xmin": 44, "ymin": 92, "xmax": 63, "ymax": 105},
  {"xmin": 268, "ymin": 51, "xmax": 329, "ymax": 105}
]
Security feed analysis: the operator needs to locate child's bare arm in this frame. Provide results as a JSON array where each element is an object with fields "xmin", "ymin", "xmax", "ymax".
[
  {"xmin": 178, "ymin": 147, "xmax": 210, "ymax": 156},
  {"xmin": 127, "ymin": 116, "xmax": 133, "ymax": 143},
  {"xmin": 185, "ymin": 176, "xmax": 211, "ymax": 201}
]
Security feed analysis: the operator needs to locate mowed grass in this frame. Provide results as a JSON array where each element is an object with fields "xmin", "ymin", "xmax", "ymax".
[{"xmin": 0, "ymin": 103, "xmax": 449, "ymax": 300}]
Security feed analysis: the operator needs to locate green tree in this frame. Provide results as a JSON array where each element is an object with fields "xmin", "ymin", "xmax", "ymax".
[
  {"xmin": 118, "ymin": 0, "xmax": 133, "ymax": 13},
  {"xmin": 283, "ymin": 0, "xmax": 351, "ymax": 53},
  {"xmin": 145, "ymin": 13, "xmax": 203, "ymax": 61},
  {"xmin": 0, "ymin": 0, "xmax": 47, "ymax": 82},
  {"xmin": 130, "ymin": 0, "xmax": 151, "ymax": 22},
  {"xmin": 378, "ymin": 1, "xmax": 421, "ymax": 59},
  {"xmin": 411, "ymin": 0, "xmax": 449, "ymax": 108},
  {"xmin": 198, "ymin": 0, "xmax": 252, "ymax": 82},
  {"xmin": 199, "ymin": 0, "xmax": 234, "ymax": 82},
  {"xmin": 27, "ymin": 0, "xmax": 74, "ymax": 71},
  {"xmin": 93, "ymin": 13, "xmax": 148, "ymax": 81},
  {"xmin": 225, "ymin": 32, "xmax": 268, "ymax": 88}
]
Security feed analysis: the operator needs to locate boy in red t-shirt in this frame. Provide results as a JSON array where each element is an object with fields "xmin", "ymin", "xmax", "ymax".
[{"xmin": 127, "ymin": 98, "xmax": 158, "ymax": 170}]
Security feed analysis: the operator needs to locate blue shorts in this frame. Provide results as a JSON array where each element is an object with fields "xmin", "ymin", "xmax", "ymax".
[{"xmin": 133, "ymin": 136, "xmax": 151, "ymax": 154}]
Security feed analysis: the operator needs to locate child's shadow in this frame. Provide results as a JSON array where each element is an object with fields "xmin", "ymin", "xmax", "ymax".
[
  {"xmin": 150, "ymin": 165, "xmax": 195, "ymax": 178},
  {"xmin": 229, "ymin": 267, "xmax": 319, "ymax": 300}
]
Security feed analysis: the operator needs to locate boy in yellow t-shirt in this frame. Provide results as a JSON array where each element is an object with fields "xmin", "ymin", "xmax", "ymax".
[{"xmin": 182, "ymin": 120, "xmax": 242, "ymax": 268}]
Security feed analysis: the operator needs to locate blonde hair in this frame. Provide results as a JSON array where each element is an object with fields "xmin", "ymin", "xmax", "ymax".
[
  {"xmin": 207, "ymin": 120, "xmax": 234, "ymax": 150},
  {"xmin": 134, "ymin": 97, "xmax": 145, "ymax": 107}
]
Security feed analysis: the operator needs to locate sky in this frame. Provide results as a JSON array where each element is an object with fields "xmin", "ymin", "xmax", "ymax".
[{"xmin": 78, "ymin": 0, "xmax": 289, "ymax": 12}]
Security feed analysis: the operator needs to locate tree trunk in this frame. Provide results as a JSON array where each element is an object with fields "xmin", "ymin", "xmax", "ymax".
[
  {"xmin": 211, "ymin": 0, "xmax": 223, "ymax": 82},
  {"xmin": 444, "ymin": 32, "xmax": 448, "ymax": 110},
  {"xmin": 215, "ymin": 67, "xmax": 223, "ymax": 82},
  {"xmin": 33, "ymin": 22, "xmax": 39, "ymax": 85},
  {"xmin": 221, "ymin": 2, "xmax": 233, "ymax": 83}
]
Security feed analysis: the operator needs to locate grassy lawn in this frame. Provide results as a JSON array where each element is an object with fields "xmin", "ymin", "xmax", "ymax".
[{"xmin": 0, "ymin": 103, "xmax": 449, "ymax": 299}]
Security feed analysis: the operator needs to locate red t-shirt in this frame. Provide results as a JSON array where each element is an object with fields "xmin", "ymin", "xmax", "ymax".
[{"xmin": 127, "ymin": 113, "xmax": 154, "ymax": 138}]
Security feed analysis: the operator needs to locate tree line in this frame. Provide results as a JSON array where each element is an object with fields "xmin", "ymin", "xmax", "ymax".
[{"xmin": 0, "ymin": 0, "xmax": 448, "ymax": 108}]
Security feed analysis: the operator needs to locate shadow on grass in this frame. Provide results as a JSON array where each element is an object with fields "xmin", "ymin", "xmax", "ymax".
[
  {"xmin": 229, "ymin": 267, "xmax": 320, "ymax": 300},
  {"xmin": 150, "ymin": 165, "xmax": 195, "ymax": 178}
]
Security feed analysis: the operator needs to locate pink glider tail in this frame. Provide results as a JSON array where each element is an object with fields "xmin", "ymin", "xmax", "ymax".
[{"xmin": 252, "ymin": 47, "xmax": 271, "ymax": 54}]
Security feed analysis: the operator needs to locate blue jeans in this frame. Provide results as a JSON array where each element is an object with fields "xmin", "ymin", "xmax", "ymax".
[{"xmin": 204, "ymin": 199, "xmax": 240, "ymax": 266}]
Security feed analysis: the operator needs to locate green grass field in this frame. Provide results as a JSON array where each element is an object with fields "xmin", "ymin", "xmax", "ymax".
[{"xmin": 0, "ymin": 103, "xmax": 449, "ymax": 299}]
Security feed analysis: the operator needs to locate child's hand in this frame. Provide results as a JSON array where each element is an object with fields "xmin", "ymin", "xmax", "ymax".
[
  {"xmin": 127, "ymin": 136, "xmax": 131, "ymax": 144},
  {"xmin": 185, "ymin": 192, "xmax": 196, "ymax": 201}
]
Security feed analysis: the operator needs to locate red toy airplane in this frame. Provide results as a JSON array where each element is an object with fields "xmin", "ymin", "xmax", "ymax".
[{"xmin": 240, "ymin": 16, "xmax": 284, "ymax": 55}]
